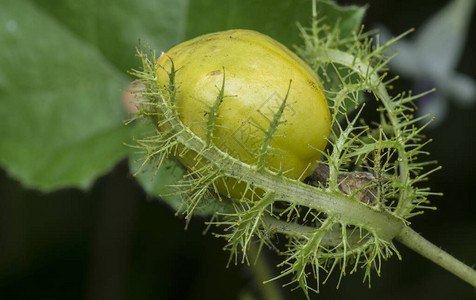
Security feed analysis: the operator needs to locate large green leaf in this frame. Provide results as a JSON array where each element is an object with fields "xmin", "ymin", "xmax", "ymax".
[
  {"xmin": 185, "ymin": 0, "xmax": 313, "ymax": 47},
  {"xmin": 0, "ymin": 0, "xmax": 186, "ymax": 191},
  {"xmin": 32, "ymin": 0, "xmax": 188, "ymax": 73},
  {"xmin": 185, "ymin": 0, "xmax": 365, "ymax": 47}
]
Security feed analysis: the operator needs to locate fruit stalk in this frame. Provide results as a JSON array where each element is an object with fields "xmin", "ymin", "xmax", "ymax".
[{"xmin": 396, "ymin": 227, "xmax": 476, "ymax": 287}]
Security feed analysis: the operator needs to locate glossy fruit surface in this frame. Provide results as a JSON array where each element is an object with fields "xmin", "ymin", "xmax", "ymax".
[{"xmin": 156, "ymin": 29, "xmax": 330, "ymax": 193}]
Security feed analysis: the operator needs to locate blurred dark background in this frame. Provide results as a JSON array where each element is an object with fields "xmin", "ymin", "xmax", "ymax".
[{"xmin": 1, "ymin": 0, "xmax": 475, "ymax": 299}]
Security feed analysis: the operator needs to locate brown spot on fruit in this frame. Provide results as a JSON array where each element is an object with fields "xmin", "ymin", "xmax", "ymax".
[{"xmin": 207, "ymin": 69, "xmax": 223, "ymax": 76}]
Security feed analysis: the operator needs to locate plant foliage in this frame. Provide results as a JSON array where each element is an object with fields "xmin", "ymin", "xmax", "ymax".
[{"xmin": 128, "ymin": 9, "xmax": 441, "ymax": 297}]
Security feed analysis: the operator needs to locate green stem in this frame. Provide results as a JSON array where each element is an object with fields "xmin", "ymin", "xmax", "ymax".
[
  {"xmin": 164, "ymin": 96, "xmax": 405, "ymax": 241},
  {"xmin": 396, "ymin": 227, "xmax": 476, "ymax": 287},
  {"xmin": 248, "ymin": 244, "xmax": 285, "ymax": 300}
]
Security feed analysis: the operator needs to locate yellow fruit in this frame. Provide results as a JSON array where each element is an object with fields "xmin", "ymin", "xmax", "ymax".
[{"xmin": 156, "ymin": 29, "xmax": 330, "ymax": 197}]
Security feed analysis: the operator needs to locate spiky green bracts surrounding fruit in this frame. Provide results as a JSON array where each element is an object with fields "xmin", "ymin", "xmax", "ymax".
[{"xmin": 128, "ymin": 21, "xmax": 440, "ymax": 298}]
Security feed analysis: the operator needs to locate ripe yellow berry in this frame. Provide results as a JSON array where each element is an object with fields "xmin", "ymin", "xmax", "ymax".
[{"xmin": 157, "ymin": 29, "xmax": 330, "ymax": 196}]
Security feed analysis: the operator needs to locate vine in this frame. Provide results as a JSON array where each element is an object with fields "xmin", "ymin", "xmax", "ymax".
[{"xmin": 127, "ymin": 6, "xmax": 476, "ymax": 298}]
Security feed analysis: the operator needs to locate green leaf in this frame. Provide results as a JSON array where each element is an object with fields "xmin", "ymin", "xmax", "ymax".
[
  {"xmin": 184, "ymin": 0, "xmax": 365, "ymax": 47},
  {"xmin": 129, "ymin": 148, "xmax": 222, "ymax": 217},
  {"xmin": 32, "ymin": 0, "xmax": 188, "ymax": 73},
  {"xmin": 314, "ymin": 0, "xmax": 366, "ymax": 39},
  {"xmin": 0, "ymin": 0, "xmax": 186, "ymax": 191},
  {"xmin": 129, "ymin": 152, "xmax": 185, "ymax": 211},
  {"xmin": 185, "ymin": 0, "xmax": 314, "ymax": 48}
]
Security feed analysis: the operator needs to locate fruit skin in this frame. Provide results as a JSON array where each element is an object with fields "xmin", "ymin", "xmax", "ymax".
[{"xmin": 156, "ymin": 29, "xmax": 330, "ymax": 194}]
